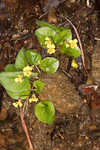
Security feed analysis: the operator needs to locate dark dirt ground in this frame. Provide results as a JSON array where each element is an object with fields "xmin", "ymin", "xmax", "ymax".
[{"xmin": 0, "ymin": 0, "xmax": 100, "ymax": 150}]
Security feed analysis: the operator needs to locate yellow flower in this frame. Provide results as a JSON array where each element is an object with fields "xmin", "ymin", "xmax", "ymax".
[
  {"xmin": 71, "ymin": 59, "xmax": 78, "ymax": 69},
  {"xmin": 45, "ymin": 37, "xmax": 51, "ymax": 45},
  {"xmin": 23, "ymin": 66, "xmax": 32, "ymax": 77},
  {"xmin": 29, "ymin": 94, "xmax": 38, "ymax": 103},
  {"xmin": 47, "ymin": 43, "xmax": 55, "ymax": 49},
  {"xmin": 45, "ymin": 40, "xmax": 51, "ymax": 46},
  {"xmin": 47, "ymin": 48, "xmax": 56, "ymax": 54},
  {"xmin": 69, "ymin": 39, "xmax": 78, "ymax": 49},
  {"xmin": 13, "ymin": 100, "xmax": 23, "ymax": 108},
  {"xmin": 23, "ymin": 71, "xmax": 32, "ymax": 77},
  {"xmin": 65, "ymin": 42, "xmax": 70, "ymax": 48},
  {"xmin": 23, "ymin": 66, "xmax": 32, "ymax": 72},
  {"xmin": 45, "ymin": 37, "xmax": 56, "ymax": 54},
  {"xmin": 45, "ymin": 37, "xmax": 50, "ymax": 41},
  {"xmin": 15, "ymin": 74, "xmax": 23, "ymax": 83}
]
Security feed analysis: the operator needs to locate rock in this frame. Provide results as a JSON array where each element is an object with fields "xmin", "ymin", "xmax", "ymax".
[
  {"xmin": 69, "ymin": 0, "xmax": 76, "ymax": 3},
  {"xmin": 39, "ymin": 72, "xmax": 81, "ymax": 114},
  {"xmin": 92, "ymin": 41, "xmax": 100, "ymax": 83}
]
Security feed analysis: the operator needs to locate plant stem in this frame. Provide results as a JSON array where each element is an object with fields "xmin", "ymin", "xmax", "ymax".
[
  {"xmin": 64, "ymin": 17, "xmax": 88, "ymax": 74},
  {"xmin": 19, "ymin": 109, "xmax": 34, "ymax": 150}
]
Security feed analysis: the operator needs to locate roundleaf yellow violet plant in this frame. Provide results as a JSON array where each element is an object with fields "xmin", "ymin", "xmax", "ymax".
[
  {"xmin": 35, "ymin": 20, "xmax": 81, "ymax": 69},
  {"xmin": 14, "ymin": 65, "xmax": 38, "ymax": 108},
  {"xmin": 0, "ymin": 21, "xmax": 82, "ymax": 150},
  {"xmin": 0, "ymin": 21, "xmax": 82, "ymax": 125},
  {"xmin": 0, "ymin": 47, "xmax": 58, "ymax": 124}
]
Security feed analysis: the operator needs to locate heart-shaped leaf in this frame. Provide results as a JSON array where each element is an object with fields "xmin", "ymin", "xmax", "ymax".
[
  {"xmin": 15, "ymin": 47, "xmax": 27, "ymax": 69},
  {"xmin": 40, "ymin": 57, "xmax": 59, "ymax": 74},
  {"xmin": 35, "ymin": 100, "xmax": 55, "ymax": 124},
  {"xmin": 0, "ymin": 72, "xmax": 30, "ymax": 99},
  {"xmin": 25, "ymin": 50, "xmax": 42, "ymax": 65}
]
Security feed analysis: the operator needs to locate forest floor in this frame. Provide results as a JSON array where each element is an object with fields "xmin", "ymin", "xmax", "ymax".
[{"xmin": 0, "ymin": 0, "xmax": 100, "ymax": 150}]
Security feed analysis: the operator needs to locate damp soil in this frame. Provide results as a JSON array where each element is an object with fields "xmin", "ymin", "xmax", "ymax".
[{"xmin": 0, "ymin": 0, "xmax": 100, "ymax": 150}]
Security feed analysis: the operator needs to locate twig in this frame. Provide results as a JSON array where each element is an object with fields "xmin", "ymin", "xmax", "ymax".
[
  {"xmin": 39, "ymin": 12, "xmax": 48, "ymax": 19},
  {"xmin": 35, "ymin": 65, "xmax": 41, "ymax": 73},
  {"xmin": 64, "ymin": 17, "xmax": 88, "ymax": 74},
  {"xmin": 62, "ymin": 70, "xmax": 72, "ymax": 79},
  {"xmin": 86, "ymin": 0, "xmax": 91, "ymax": 8},
  {"xmin": 19, "ymin": 109, "xmax": 34, "ymax": 150},
  {"xmin": 95, "ymin": 37, "xmax": 100, "ymax": 41}
]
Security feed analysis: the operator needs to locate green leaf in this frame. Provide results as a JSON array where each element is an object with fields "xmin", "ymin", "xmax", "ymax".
[
  {"xmin": 53, "ymin": 29, "xmax": 72, "ymax": 45},
  {"xmin": 60, "ymin": 44, "xmax": 81, "ymax": 58},
  {"xmin": 6, "ymin": 86, "xmax": 30, "ymax": 99},
  {"xmin": 25, "ymin": 50, "xmax": 42, "ymax": 65},
  {"xmin": 36, "ymin": 20, "xmax": 56, "ymax": 30},
  {"xmin": 0, "ymin": 72, "xmax": 30, "ymax": 99},
  {"xmin": 15, "ymin": 47, "xmax": 27, "ymax": 69},
  {"xmin": 35, "ymin": 100, "xmax": 55, "ymax": 124},
  {"xmin": 55, "ymin": 26, "xmax": 66, "ymax": 32},
  {"xmin": 35, "ymin": 27, "xmax": 56, "ymax": 37},
  {"xmin": 33, "ymin": 80, "xmax": 45, "ymax": 94},
  {"xmin": 4, "ymin": 64, "xmax": 17, "ymax": 72},
  {"xmin": 40, "ymin": 57, "xmax": 59, "ymax": 74},
  {"xmin": 36, "ymin": 20, "xmax": 65, "ymax": 32},
  {"xmin": 35, "ymin": 27, "xmax": 56, "ymax": 47}
]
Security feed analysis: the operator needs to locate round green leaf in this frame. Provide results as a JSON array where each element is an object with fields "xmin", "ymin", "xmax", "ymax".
[
  {"xmin": 40, "ymin": 57, "xmax": 59, "ymax": 74},
  {"xmin": 25, "ymin": 50, "xmax": 42, "ymax": 65},
  {"xmin": 35, "ymin": 101, "xmax": 55, "ymax": 124}
]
